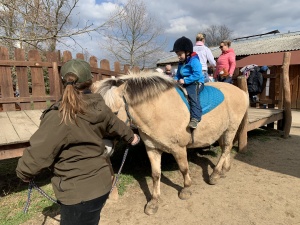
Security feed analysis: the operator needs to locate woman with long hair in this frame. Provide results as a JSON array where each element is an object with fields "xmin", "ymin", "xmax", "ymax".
[{"xmin": 16, "ymin": 59, "xmax": 139, "ymax": 225}]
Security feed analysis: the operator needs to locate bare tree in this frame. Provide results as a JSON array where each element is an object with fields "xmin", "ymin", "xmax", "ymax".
[
  {"xmin": 0, "ymin": 0, "xmax": 121, "ymax": 52},
  {"xmin": 100, "ymin": 0, "xmax": 166, "ymax": 69},
  {"xmin": 202, "ymin": 24, "xmax": 233, "ymax": 47}
]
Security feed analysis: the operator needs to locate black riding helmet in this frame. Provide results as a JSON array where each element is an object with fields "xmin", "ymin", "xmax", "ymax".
[{"xmin": 171, "ymin": 36, "xmax": 193, "ymax": 53}]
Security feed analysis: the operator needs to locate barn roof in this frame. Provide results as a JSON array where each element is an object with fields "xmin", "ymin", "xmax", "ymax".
[
  {"xmin": 211, "ymin": 31, "xmax": 300, "ymax": 58},
  {"xmin": 157, "ymin": 31, "xmax": 300, "ymax": 65}
]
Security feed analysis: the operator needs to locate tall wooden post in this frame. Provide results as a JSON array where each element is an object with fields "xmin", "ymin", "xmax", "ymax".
[
  {"xmin": 281, "ymin": 52, "xmax": 292, "ymax": 138},
  {"xmin": 237, "ymin": 76, "xmax": 248, "ymax": 152}
]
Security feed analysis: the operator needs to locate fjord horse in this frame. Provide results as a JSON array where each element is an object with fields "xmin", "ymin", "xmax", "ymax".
[{"xmin": 92, "ymin": 73, "xmax": 249, "ymax": 215}]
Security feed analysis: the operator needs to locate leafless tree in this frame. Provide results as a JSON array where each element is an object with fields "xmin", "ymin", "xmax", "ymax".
[
  {"xmin": 100, "ymin": 0, "xmax": 166, "ymax": 69},
  {"xmin": 202, "ymin": 24, "xmax": 233, "ymax": 47},
  {"xmin": 0, "ymin": 0, "xmax": 121, "ymax": 53}
]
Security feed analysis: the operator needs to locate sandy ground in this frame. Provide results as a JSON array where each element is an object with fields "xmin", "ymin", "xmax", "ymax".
[{"xmin": 23, "ymin": 111, "xmax": 300, "ymax": 225}]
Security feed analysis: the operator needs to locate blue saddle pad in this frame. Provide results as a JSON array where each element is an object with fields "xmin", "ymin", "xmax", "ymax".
[{"xmin": 176, "ymin": 86, "xmax": 224, "ymax": 115}]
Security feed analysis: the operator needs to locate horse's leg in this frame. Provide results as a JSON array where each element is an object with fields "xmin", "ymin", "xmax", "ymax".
[
  {"xmin": 209, "ymin": 132, "xmax": 234, "ymax": 185},
  {"xmin": 144, "ymin": 148, "xmax": 162, "ymax": 215},
  {"xmin": 172, "ymin": 147, "xmax": 192, "ymax": 200}
]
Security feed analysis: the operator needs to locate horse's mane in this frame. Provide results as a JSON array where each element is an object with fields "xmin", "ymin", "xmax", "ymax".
[{"xmin": 93, "ymin": 71, "xmax": 176, "ymax": 106}]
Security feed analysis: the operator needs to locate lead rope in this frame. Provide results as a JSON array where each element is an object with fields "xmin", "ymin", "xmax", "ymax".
[
  {"xmin": 23, "ymin": 147, "xmax": 130, "ymax": 213},
  {"xmin": 23, "ymin": 180, "xmax": 58, "ymax": 213},
  {"xmin": 110, "ymin": 147, "xmax": 129, "ymax": 194}
]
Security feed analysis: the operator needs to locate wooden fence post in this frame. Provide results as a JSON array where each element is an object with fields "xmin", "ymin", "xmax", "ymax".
[
  {"xmin": 46, "ymin": 51, "xmax": 61, "ymax": 98},
  {"xmin": 123, "ymin": 65, "xmax": 130, "ymax": 74},
  {"xmin": 281, "ymin": 52, "xmax": 292, "ymax": 138},
  {"xmin": 100, "ymin": 59, "xmax": 111, "ymax": 79},
  {"xmin": 15, "ymin": 48, "xmax": 31, "ymax": 110},
  {"xmin": 114, "ymin": 62, "xmax": 121, "ymax": 73},
  {"xmin": 62, "ymin": 51, "xmax": 72, "ymax": 63},
  {"xmin": 237, "ymin": 76, "xmax": 248, "ymax": 152},
  {"xmin": 28, "ymin": 50, "xmax": 46, "ymax": 109},
  {"xmin": 52, "ymin": 62, "xmax": 62, "ymax": 101},
  {"xmin": 90, "ymin": 56, "xmax": 101, "ymax": 81},
  {"xmin": 0, "ymin": 47, "xmax": 15, "ymax": 111}
]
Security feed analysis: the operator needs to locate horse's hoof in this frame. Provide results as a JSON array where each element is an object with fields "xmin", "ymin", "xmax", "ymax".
[
  {"xmin": 209, "ymin": 171, "xmax": 220, "ymax": 185},
  {"xmin": 179, "ymin": 188, "xmax": 192, "ymax": 200},
  {"xmin": 144, "ymin": 200, "xmax": 159, "ymax": 215},
  {"xmin": 209, "ymin": 176, "xmax": 218, "ymax": 185},
  {"xmin": 220, "ymin": 171, "xmax": 226, "ymax": 178}
]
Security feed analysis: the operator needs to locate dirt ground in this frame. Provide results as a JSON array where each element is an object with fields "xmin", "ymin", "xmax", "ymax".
[{"xmin": 24, "ymin": 111, "xmax": 300, "ymax": 225}]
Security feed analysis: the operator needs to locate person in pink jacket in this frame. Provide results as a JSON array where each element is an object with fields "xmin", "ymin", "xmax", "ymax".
[{"xmin": 214, "ymin": 40, "xmax": 236, "ymax": 84}]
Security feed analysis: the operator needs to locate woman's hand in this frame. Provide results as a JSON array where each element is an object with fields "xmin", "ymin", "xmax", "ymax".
[
  {"xmin": 131, "ymin": 134, "xmax": 140, "ymax": 146},
  {"xmin": 178, "ymin": 79, "xmax": 185, "ymax": 85}
]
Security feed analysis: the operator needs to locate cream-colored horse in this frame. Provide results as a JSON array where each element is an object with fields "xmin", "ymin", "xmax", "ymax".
[{"xmin": 92, "ymin": 73, "xmax": 249, "ymax": 215}]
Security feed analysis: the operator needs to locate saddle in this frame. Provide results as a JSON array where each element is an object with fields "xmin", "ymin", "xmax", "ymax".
[{"xmin": 176, "ymin": 85, "xmax": 224, "ymax": 115}]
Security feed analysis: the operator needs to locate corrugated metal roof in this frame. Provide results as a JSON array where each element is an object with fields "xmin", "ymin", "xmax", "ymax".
[
  {"xmin": 211, "ymin": 31, "xmax": 300, "ymax": 58},
  {"xmin": 156, "ymin": 55, "xmax": 178, "ymax": 65},
  {"xmin": 157, "ymin": 31, "xmax": 300, "ymax": 65}
]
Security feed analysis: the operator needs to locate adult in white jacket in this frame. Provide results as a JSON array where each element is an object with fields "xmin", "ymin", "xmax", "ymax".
[{"xmin": 193, "ymin": 33, "xmax": 216, "ymax": 82}]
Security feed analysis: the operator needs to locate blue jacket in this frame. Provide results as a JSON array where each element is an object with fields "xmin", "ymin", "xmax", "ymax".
[{"xmin": 174, "ymin": 53, "xmax": 204, "ymax": 84}]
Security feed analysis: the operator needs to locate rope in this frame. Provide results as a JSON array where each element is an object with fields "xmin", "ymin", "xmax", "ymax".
[
  {"xmin": 110, "ymin": 147, "xmax": 129, "ymax": 193},
  {"xmin": 23, "ymin": 180, "xmax": 58, "ymax": 214}
]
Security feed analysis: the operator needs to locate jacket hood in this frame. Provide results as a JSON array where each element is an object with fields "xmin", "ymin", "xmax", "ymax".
[{"xmin": 77, "ymin": 94, "xmax": 109, "ymax": 124}]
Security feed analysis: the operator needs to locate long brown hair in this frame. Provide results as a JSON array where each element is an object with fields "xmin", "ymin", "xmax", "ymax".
[{"xmin": 59, "ymin": 73, "xmax": 92, "ymax": 124}]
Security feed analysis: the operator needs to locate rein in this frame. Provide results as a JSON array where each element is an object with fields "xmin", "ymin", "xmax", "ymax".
[
  {"xmin": 122, "ymin": 96, "xmax": 138, "ymax": 130},
  {"xmin": 23, "ymin": 147, "xmax": 130, "ymax": 213}
]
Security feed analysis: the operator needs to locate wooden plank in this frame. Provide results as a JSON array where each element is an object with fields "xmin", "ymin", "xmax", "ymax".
[
  {"xmin": 28, "ymin": 50, "xmax": 46, "ymax": 109},
  {"xmin": 0, "ymin": 143, "xmax": 29, "ymax": 160},
  {"xmin": 0, "ymin": 112, "xmax": 21, "ymax": 145},
  {"xmin": 0, "ymin": 60, "xmax": 56, "ymax": 67},
  {"xmin": 52, "ymin": 62, "xmax": 62, "ymax": 101},
  {"xmin": 114, "ymin": 61, "xmax": 121, "ymax": 73},
  {"xmin": 7, "ymin": 111, "xmax": 39, "ymax": 142},
  {"xmin": 0, "ymin": 95, "xmax": 57, "ymax": 104},
  {"xmin": 76, "ymin": 53, "xmax": 84, "ymax": 60},
  {"xmin": 247, "ymin": 112, "xmax": 283, "ymax": 131},
  {"xmin": 100, "ymin": 59, "xmax": 110, "ymax": 70},
  {"xmin": 0, "ymin": 47, "xmax": 15, "ymax": 111},
  {"xmin": 90, "ymin": 56, "xmax": 101, "ymax": 82},
  {"xmin": 24, "ymin": 110, "xmax": 43, "ymax": 126},
  {"xmin": 15, "ymin": 48, "xmax": 31, "ymax": 110},
  {"xmin": 46, "ymin": 51, "xmax": 60, "ymax": 96},
  {"xmin": 62, "ymin": 50, "xmax": 72, "ymax": 63}
]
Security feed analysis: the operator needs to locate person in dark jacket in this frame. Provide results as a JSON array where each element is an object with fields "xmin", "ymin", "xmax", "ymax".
[
  {"xmin": 16, "ymin": 59, "xmax": 140, "ymax": 225},
  {"xmin": 247, "ymin": 66, "xmax": 264, "ymax": 102}
]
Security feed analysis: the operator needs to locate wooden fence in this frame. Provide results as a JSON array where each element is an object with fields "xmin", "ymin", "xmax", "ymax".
[{"xmin": 0, "ymin": 46, "xmax": 140, "ymax": 112}]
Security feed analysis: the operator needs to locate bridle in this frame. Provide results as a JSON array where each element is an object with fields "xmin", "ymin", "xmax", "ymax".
[{"xmin": 112, "ymin": 95, "xmax": 136, "ymax": 129}]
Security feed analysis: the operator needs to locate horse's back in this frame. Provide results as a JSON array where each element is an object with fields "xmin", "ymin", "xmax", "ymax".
[{"xmin": 189, "ymin": 82, "xmax": 249, "ymax": 147}]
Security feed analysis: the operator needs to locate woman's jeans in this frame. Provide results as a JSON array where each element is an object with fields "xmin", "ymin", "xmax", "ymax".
[
  {"xmin": 60, "ymin": 192, "xmax": 109, "ymax": 225},
  {"xmin": 184, "ymin": 82, "xmax": 204, "ymax": 121}
]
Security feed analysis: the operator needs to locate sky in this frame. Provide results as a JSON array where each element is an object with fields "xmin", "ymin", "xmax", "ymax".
[{"xmin": 59, "ymin": 0, "xmax": 300, "ymax": 63}]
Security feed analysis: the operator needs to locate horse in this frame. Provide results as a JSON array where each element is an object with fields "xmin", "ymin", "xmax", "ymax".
[{"xmin": 92, "ymin": 72, "xmax": 249, "ymax": 215}]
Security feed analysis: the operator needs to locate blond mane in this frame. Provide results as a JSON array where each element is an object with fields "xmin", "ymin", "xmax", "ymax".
[{"xmin": 92, "ymin": 71, "xmax": 176, "ymax": 107}]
